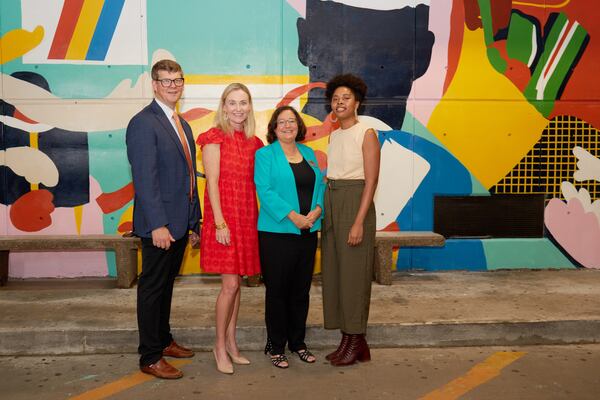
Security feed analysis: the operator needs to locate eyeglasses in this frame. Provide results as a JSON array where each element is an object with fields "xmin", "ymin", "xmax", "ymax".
[
  {"xmin": 277, "ymin": 119, "xmax": 297, "ymax": 126},
  {"xmin": 155, "ymin": 78, "xmax": 185, "ymax": 87}
]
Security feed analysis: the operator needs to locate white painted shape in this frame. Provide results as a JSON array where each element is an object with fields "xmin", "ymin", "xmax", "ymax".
[
  {"xmin": 528, "ymin": 26, "xmax": 537, "ymax": 67},
  {"xmin": 560, "ymin": 181, "xmax": 600, "ymax": 224},
  {"xmin": 105, "ymin": 0, "xmax": 148, "ymax": 65},
  {"xmin": 21, "ymin": 0, "xmax": 147, "ymax": 65},
  {"xmin": 358, "ymin": 115, "xmax": 392, "ymax": 131},
  {"xmin": 573, "ymin": 146, "xmax": 600, "ymax": 182},
  {"xmin": 374, "ymin": 139, "xmax": 430, "ymax": 230},
  {"xmin": 0, "ymin": 115, "xmax": 54, "ymax": 132},
  {"xmin": 1, "ymin": 146, "xmax": 59, "ymax": 186},
  {"xmin": 322, "ymin": 0, "xmax": 429, "ymax": 10}
]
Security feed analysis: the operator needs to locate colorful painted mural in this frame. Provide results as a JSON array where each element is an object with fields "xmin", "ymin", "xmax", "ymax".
[{"xmin": 1, "ymin": 0, "xmax": 599, "ymax": 279}]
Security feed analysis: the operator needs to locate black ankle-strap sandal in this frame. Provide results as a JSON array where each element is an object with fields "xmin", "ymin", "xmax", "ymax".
[
  {"xmin": 264, "ymin": 338, "xmax": 273, "ymax": 355},
  {"xmin": 294, "ymin": 349, "xmax": 316, "ymax": 363},
  {"xmin": 270, "ymin": 354, "xmax": 289, "ymax": 369}
]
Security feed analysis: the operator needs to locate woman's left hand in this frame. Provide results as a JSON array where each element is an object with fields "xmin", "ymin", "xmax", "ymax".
[
  {"xmin": 306, "ymin": 206, "xmax": 322, "ymax": 224},
  {"xmin": 348, "ymin": 223, "xmax": 363, "ymax": 246}
]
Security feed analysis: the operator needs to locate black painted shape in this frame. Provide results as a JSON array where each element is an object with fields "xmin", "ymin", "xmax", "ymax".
[
  {"xmin": 10, "ymin": 71, "xmax": 51, "ymax": 92},
  {"xmin": 38, "ymin": 128, "xmax": 89, "ymax": 207},
  {"xmin": 434, "ymin": 195, "xmax": 545, "ymax": 238},
  {"xmin": 297, "ymin": 0, "xmax": 434, "ymax": 128},
  {"xmin": 1, "ymin": 101, "xmax": 31, "ymax": 206}
]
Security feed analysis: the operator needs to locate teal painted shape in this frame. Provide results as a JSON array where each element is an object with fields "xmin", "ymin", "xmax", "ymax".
[
  {"xmin": 401, "ymin": 111, "xmax": 444, "ymax": 147},
  {"xmin": 483, "ymin": 238, "xmax": 576, "ymax": 270},
  {"xmin": 471, "ymin": 176, "xmax": 489, "ymax": 195},
  {"xmin": 506, "ymin": 12, "xmax": 535, "ymax": 66},
  {"xmin": 0, "ymin": 0, "xmax": 21, "ymax": 35},
  {"xmin": 88, "ymin": 129, "xmax": 131, "ymax": 192},
  {"xmin": 147, "ymin": 0, "xmax": 306, "ymax": 76},
  {"xmin": 89, "ymin": 129, "xmax": 132, "ymax": 277}
]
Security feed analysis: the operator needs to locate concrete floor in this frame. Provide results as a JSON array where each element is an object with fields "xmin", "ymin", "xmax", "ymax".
[{"xmin": 1, "ymin": 345, "xmax": 599, "ymax": 400}]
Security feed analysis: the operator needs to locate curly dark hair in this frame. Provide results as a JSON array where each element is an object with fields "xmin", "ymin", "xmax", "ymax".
[
  {"xmin": 325, "ymin": 74, "xmax": 367, "ymax": 103},
  {"xmin": 266, "ymin": 106, "xmax": 307, "ymax": 144}
]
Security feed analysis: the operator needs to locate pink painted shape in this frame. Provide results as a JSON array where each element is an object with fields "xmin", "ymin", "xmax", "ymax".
[
  {"xmin": 407, "ymin": 0, "xmax": 452, "ymax": 126},
  {"xmin": 545, "ymin": 197, "xmax": 600, "ymax": 269},
  {"xmin": 7, "ymin": 176, "xmax": 109, "ymax": 278},
  {"xmin": 0, "ymin": 205, "xmax": 8, "ymax": 235},
  {"xmin": 286, "ymin": 0, "xmax": 305, "ymax": 17}
]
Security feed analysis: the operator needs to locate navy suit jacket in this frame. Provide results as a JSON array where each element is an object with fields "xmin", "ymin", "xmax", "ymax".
[{"xmin": 126, "ymin": 100, "xmax": 201, "ymax": 240}]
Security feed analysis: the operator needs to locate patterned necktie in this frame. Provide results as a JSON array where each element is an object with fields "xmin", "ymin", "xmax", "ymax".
[{"xmin": 172, "ymin": 112, "xmax": 195, "ymax": 201}]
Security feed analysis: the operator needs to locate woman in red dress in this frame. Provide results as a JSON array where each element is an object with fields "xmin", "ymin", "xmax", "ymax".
[{"xmin": 196, "ymin": 83, "xmax": 263, "ymax": 374}]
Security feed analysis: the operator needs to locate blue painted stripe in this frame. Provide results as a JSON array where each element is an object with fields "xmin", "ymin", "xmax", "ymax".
[{"xmin": 86, "ymin": 0, "xmax": 125, "ymax": 61}]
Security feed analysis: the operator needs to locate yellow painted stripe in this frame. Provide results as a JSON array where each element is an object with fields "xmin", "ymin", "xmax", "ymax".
[
  {"xmin": 419, "ymin": 351, "xmax": 526, "ymax": 400},
  {"xmin": 74, "ymin": 205, "xmax": 83, "ymax": 234},
  {"xmin": 29, "ymin": 132, "xmax": 39, "ymax": 191},
  {"xmin": 67, "ymin": 359, "xmax": 192, "ymax": 400},
  {"xmin": 185, "ymin": 74, "xmax": 308, "ymax": 85},
  {"xmin": 65, "ymin": 0, "xmax": 105, "ymax": 60},
  {"xmin": 512, "ymin": 0, "xmax": 571, "ymax": 8}
]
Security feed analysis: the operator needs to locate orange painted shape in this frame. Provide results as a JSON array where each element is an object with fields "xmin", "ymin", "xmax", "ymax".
[
  {"xmin": 419, "ymin": 351, "xmax": 526, "ymax": 400},
  {"xmin": 68, "ymin": 359, "xmax": 192, "ymax": 400}
]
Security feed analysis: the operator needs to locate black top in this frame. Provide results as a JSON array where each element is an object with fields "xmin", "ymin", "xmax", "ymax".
[{"xmin": 290, "ymin": 158, "xmax": 316, "ymax": 234}]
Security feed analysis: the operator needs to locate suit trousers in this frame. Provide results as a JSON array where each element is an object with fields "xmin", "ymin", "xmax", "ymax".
[
  {"xmin": 137, "ymin": 235, "xmax": 188, "ymax": 366},
  {"xmin": 321, "ymin": 179, "xmax": 375, "ymax": 334},
  {"xmin": 259, "ymin": 231, "xmax": 318, "ymax": 354}
]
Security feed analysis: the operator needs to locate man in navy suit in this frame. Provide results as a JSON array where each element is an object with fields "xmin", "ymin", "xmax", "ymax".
[{"xmin": 126, "ymin": 59, "xmax": 201, "ymax": 379}]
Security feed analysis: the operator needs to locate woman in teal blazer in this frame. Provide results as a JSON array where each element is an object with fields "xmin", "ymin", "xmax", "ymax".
[{"xmin": 254, "ymin": 106, "xmax": 325, "ymax": 368}]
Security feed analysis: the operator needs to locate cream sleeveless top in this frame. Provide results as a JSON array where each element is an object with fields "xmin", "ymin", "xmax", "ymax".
[{"xmin": 327, "ymin": 121, "xmax": 375, "ymax": 180}]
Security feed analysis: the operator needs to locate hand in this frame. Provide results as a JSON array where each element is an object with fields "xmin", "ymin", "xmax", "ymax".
[
  {"xmin": 306, "ymin": 206, "xmax": 322, "ymax": 224},
  {"xmin": 347, "ymin": 223, "xmax": 363, "ymax": 246},
  {"xmin": 216, "ymin": 226, "xmax": 231, "ymax": 246},
  {"xmin": 152, "ymin": 226, "xmax": 175, "ymax": 250},
  {"xmin": 288, "ymin": 211, "xmax": 313, "ymax": 230},
  {"xmin": 189, "ymin": 231, "xmax": 200, "ymax": 248}
]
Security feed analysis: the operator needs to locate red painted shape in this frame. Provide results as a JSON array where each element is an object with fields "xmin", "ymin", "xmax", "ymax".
[
  {"xmin": 444, "ymin": 0, "xmax": 466, "ymax": 95},
  {"xmin": 303, "ymin": 112, "xmax": 340, "ymax": 143},
  {"xmin": 382, "ymin": 221, "xmax": 400, "ymax": 232},
  {"xmin": 314, "ymin": 149, "xmax": 328, "ymax": 172},
  {"xmin": 10, "ymin": 190, "xmax": 55, "ymax": 232},
  {"xmin": 490, "ymin": 0, "xmax": 512, "ymax": 37},
  {"xmin": 13, "ymin": 109, "xmax": 38, "ymax": 124},
  {"xmin": 463, "ymin": 0, "xmax": 482, "ymax": 30},
  {"xmin": 48, "ymin": 0, "xmax": 85, "ymax": 59},
  {"xmin": 491, "ymin": 40, "xmax": 530, "ymax": 91},
  {"xmin": 180, "ymin": 107, "xmax": 211, "ymax": 122},
  {"xmin": 95, "ymin": 182, "xmax": 134, "ymax": 214},
  {"xmin": 117, "ymin": 221, "xmax": 133, "ymax": 233},
  {"xmin": 276, "ymin": 82, "xmax": 327, "ymax": 108}
]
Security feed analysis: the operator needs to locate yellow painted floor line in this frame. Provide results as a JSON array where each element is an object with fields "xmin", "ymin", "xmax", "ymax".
[
  {"xmin": 419, "ymin": 351, "xmax": 526, "ymax": 400},
  {"xmin": 67, "ymin": 359, "xmax": 192, "ymax": 400}
]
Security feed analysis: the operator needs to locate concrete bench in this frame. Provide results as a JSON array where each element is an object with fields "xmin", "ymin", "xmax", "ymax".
[
  {"xmin": 0, "ymin": 235, "xmax": 141, "ymax": 289},
  {"xmin": 246, "ymin": 231, "xmax": 445, "ymax": 286}
]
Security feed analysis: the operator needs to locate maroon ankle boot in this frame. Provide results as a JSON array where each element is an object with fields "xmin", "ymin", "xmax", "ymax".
[
  {"xmin": 326, "ymin": 332, "xmax": 349, "ymax": 361},
  {"xmin": 330, "ymin": 334, "xmax": 371, "ymax": 366}
]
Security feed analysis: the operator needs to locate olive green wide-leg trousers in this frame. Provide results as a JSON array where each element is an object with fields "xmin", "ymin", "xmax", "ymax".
[{"xmin": 321, "ymin": 179, "xmax": 375, "ymax": 334}]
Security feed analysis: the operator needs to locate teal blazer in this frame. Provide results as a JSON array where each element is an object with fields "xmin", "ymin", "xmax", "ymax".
[{"xmin": 254, "ymin": 141, "xmax": 325, "ymax": 234}]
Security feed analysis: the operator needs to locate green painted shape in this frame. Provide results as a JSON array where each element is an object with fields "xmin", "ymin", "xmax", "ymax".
[
  {"xmin": 477, "ymin": 0, "xmax": 495, "ymax": 46},
  {"xmin": 506, "ymin": 12, "xmax": 535, "ymax": 65},
  {"xmin": 483, "ymin": 238, "xmax": 576, "ymax": 270},
  {"xmin": 486, "ymin": 47, "xmax": 507, "ymax": 73}
]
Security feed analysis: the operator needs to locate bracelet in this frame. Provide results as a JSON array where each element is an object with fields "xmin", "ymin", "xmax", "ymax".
[{"xmin": 215, "ymin": 221, "xmax": 228, "ymax": 230}]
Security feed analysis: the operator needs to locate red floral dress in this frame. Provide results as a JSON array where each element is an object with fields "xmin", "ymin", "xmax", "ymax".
[{"xmin": 196, "ymin": 127, "xmax": 263, "ymax": 275}]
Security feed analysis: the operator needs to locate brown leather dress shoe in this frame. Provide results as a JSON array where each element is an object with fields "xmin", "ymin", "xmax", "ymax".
[
  {"xmin": 163, "ymin": 340, "xmax": 195, "ymax": 358},
  {"xmin": 140, "ymin": 358, "xmax": 183, "ymax": 379}
]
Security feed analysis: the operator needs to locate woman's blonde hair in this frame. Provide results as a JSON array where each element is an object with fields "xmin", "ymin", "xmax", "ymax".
[{"xmin": 214, "ymin": 83, "xmax": 256, "ymax": 138}]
